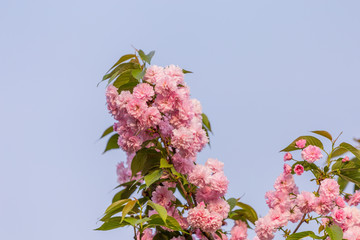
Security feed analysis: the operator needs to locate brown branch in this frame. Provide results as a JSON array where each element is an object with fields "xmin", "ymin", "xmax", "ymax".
[{"xmin": 293, "ymin": 213, "xmax": 306, "ymax": 233}]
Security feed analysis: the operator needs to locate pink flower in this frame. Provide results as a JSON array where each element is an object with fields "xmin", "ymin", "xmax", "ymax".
[
  {"xmin": 348, "ymin": 190, "xmax": 360, "ymax": 206},
  {"xmin": 301, "ymin": 145, "xmax": 323, "ymax": 163},
  {"xmin": 137, "ymin": 229, "xmax": 154, "ymax": 240},
  {"xmin": 133, "ymin": 83, "xmax": 154, "ymax": 101},
  {"xmin": 314, "ymin": 195, "xmax": 334, "ymax": 215},
  {"xmin": 274, "ymin": 173, "xmax": 298, "ymax": 194},
  {"xmin": 188, "ymin": 165, "xmax": 211, "ymax": 188},
  {"xmin": 344, "ymin": 226, "xmax": 360, "ymax": 240},
  {"xmin": 143, "ymin": 65, "xmax": 164, "ymax": 84},
  {"xmin": 187, "ymin": 202, "xmax": 222, "ymax": 233},
  {"xmin": 140, "ymin": 107, "xmax": 161, "ymax": 128},
  {"xmin": 296, "ymin": 191, "xmax": 316, "ymax": 213},
  {"xmin": 342, "ymin": 156, "xmax": 350, "ymax": 163},
  {"xmin": 295, "ymin": 139, "xmax": 306, "ymax": 148},
  {"xmin": 151, "ymin": 186, "xmax": 176, "ymax": 208},
  {"xmin": 283, "ymin": 164, "xmax": 292, "ymax": 175},
  {"xmin": 172, "ymin": 153, "xmax": 195, "ymax": 175},
  {"xmin": 284, "ymin": 152, "xmax": 292, "ymax": 161},
  {"xmin": 319, "ymin": 178, "xmax": 340, "ymax": 200},
  {"xmin": 205, "ymin": 158, "xmax": 224, "ymax": 173},
  {"xmin": 126, "ymin": 97, "xmax": 148, "ymax": 119},
  {"xmin": 170, "ymin": 237, "xmax": 186, "ymax": 240},
  {"xmin": 155, "ymin": 75, "xmax": 178, "ymax": 96},
  {"xmin": 164, "ymin": 65, "xmax": 184, "ymax": 84},
  {"xmin": 255, "ymin": 216, "xmax": 275, "ymax": 240},
  {"xmin": 116, "ymin": 162, "xmax": 131, "ymax": 184},
  {"xmin": 209, "ymin": 172, "xmax": 229, "ymax": 197},
  {"xmin": 336, "ymin": 196, "xmax": 346, "ymax": 208},
  {"xmin": 230, "ymin": 221, "xmax": 248, "ymax": 240},
  {"xmin": 294, "ymin": 164, "xmax": 304, "ymax": 175},
  {"xmin": 332, "ymin": 207, "xmax": 346, "ymax": 224},
  {"xmin": 196, "ymin": 186, "xmax": 220, "ymax": 203},
  {"xmin": 207, "ymin": 199, "xmax": 230, "ymax": 219}
]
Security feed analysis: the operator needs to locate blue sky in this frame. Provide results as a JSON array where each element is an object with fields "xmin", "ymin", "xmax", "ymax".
[{"xmin": 1, "ymin": 0, "xmax": 359, "ymax": 239}]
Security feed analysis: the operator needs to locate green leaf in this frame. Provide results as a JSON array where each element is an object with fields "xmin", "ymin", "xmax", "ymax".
[
  {"xmin": 95, "ymin": 217, "xmax": 128, "ymax": 231},
  {"xmin": 338, "ymin": 170, "xmax": 360, "ymax": 188},
  {"xmin": 236, "ymin": 202, "xmax": 258, "ymax": 224},
  {"xmin": 337, "ymin": 176, "xmax": 349, "ymax": 192},
  {"xmin": 103, "ymin": 134, "xmax": 119, "ymax": 153},
  {"xmin": 144, "ymin": 169, "xmax": 162, "ymax": 188},
  {"xmin": 138, "ymin": 50, "xmax": 155, "ymax": 64},
  {"xmin": 107, "ymin": 54, "xmax": 136, "ymax": 73},
  {"xmin": 325, "ymin": 225, "xmax": 343, "ymax": 240},
  {"xmin": 131, "ymin": 148, "xmax": 162, "ymax": 176},
  {"xmin": 281, "ymin": 135, "xmax": 324, "ymax": 152},
  {"xmin": 121, "ymin": 200, "xmax": 136, "ymax": 223},
  {"xmin": 201, "ymin": 113, "xmax": 212, "ymax": 133},
  {"xmin": 100, "ymin": 125, "xmax": 114, "ymax": 139},
  {"xmin": 227, "ymin": 198, "xmax": 237, "ymax": 211},
  {"xmin": 112, "ymin": 182, "xmax": 139, "ymax": 203},
  {"xmin": 311, "ymin": 130, "xmax": 332, "ymax": 141},
  {"xmin": 182, "ymin": 69, "xmax": 193, "ymax": 74},
  {"xmin": 286, "ymin": 231, "xmax": 323, "ymax": 240},
  {"xmin": 148, "ymin": 201, "xmax": 167, "ymax": 223},
  {"xmin": 160, "ymin": 158, "xmax": 173, "ymax": 168},
  {"xmin": 123, "ymin": 217, "xmax": 138, "ymax": 226},
  {"xmin": 332, "ymin": 147, "xmax": 349, "ymax": 158},
  {"xmin": 105, "ymin": 199, "xmax": 131, "ymax": 214},
  {"xmin": 339, "ymin": 142, "xmax": 360, "ymax": 160},
  {"xmin": 117, "ymin": 81, "xmax": 139, "ymax": 94},
  {"xmin": 101, "ymin": 62, "xmax": 140, "ymax": 85},
  {"xmin": 131, "ymin": 69, "xmax": 146, "ymax": 80},
  {"xmin": 113, "ymin": 69, "xmax": 137, "ymax": 88}
]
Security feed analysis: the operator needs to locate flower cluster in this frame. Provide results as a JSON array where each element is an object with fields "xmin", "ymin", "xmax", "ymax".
[
  {"xmin": 254, "ymin": 137, "xmax": 360, "ymax": 239},
  {"xmin": 106, "ymin": 65, "xmax": 208, "ymax": 184},
  {"xmin": 187, "ymin": 158, "xmax": 230, "ymax": 234}
]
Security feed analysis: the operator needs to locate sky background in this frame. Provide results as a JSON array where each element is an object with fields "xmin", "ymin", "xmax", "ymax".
[{"xmin": 1, "ymin": 0, "xmax": 360, "ymax": 239}]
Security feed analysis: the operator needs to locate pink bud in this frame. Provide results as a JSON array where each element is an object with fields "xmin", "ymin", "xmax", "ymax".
[
  {"xmin": 295, "ymin": 139, "xmax": 306, "ymax": 148},
  {"xmin": 283, "ymin": 164, "xmax": 292, "ymax": 175},
  {"xmin": 284, "ymin": 152, "xmax": 292, "ymax": 161},
  {"xmin": 294, "ymin": 164, "xmax": 304, "ymax": 175},
  {"xmin": 342, "ymin": 156, "xmax": 350, "ymax": 163}
]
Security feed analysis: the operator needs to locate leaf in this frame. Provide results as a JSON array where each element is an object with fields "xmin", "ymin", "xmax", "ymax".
[
  {"xmin": 131, "ymin": 69, "xmax": 145, "ymax": 80},
  {"xmin": 337, "ymin": 176, "xmax": 349, "ymax": 192},
  {"xmin": 131, "ymin": 148, "xmax": 162, "ymax": 176},
  {"xmin": 281, "ymin": 136, "xmax": 324, "ymax": 152},
  {"xmin": 103, "ymin": 134, "xmax": 119, "ymax": 153},
  {"xmin": 107, "ymin": 54, "xmax": 136, "ymax": 73},
  {"xmin": 311, "ymin": 130, "xmax": 332, "ymax": 141},
  {"xmin": 113, "ymin": 69, "xmax": 137, "ymax": 88},
  {"xmin": 95, "ymin": 217, "xmax": 127, "ymax": 231},
  {"xmin": 105, "ymin": 199, "xmax": 131, "ymax": 214},
  {"xmin": 112, "ymin": 182, "xmax": 139, "ymax": 203},
  {"xmin": 325, "ymin": 225, "xmax": 343, "ymax": 240},
  {"xmin": 338, "ymin": 170, "xmax": 360, "ymax": 187},
  {"xmin": 100, "ymin": 125, "xmax": 114, "ymax": 139},
  {"xmin": 339, "ymin": 142, "xmax": 360, "ymax": 160},
  {"xmin": 146, "ymin": 214, "xmax": 182, "ymax": 232},
  {"xmin": 123, "ymin": 217, "xmax": 138, "ymax": 226},
  {"xmin": 332, "ymin": 147, "xmax": 349, "ymax": 158},
  {"xmin": 331, "ymin": 158, "xmax": 360, "ymax": 171},
  {"xmin": 201, "ymin": 113, "xmax": 212, "ymax": 133},
  {"xmin": 101, "ymin": 62, "xmax": 140, "ymax": 85},
  {"xmin": 227, "ymin": 198, "xmax": 237, "ymax": 211},
  {"xmin": 144, "ymin": 169, "xmax": 162, "ymax": 188},
  {"xmin": 117, "ymin": 81, "xmax": 139, "ymax": 94},
  {"xmin": 148, "ymin": 201, "xmax": 167, "ymax": 223},
  {"xmin": 121, "ymin": 200, "xmax": 136, "ymax": 223},
  {"xmin": 236, "ymin": 202, "xmax": 258, "ymax": 224},
  {"xmin": 138, "ymin": 50, "xmax": 155, "ymax": 64},
  {"xmin": 160, "ymin": 158, "xmax": 173, "ymax": 168},
  {"xmin": 286, "ymin": 231, "xmax": 323, "ymax": 240},
  {"xmin": 182, "ymin": 69, "xmax": 193, "ymax": 74}
]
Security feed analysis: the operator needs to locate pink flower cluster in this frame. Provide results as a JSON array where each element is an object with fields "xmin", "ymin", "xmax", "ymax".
[
  {"xmin": 258, "ymin": 158, "xmax": 360, "ymax": 239},
  {"xmin": 187, "ymin": 159, "xmax": 230, "ymax": 233},
  {"xmin": 256, "ymin": 167, "xmax": 301, "ymax": 239},
  {"xmin": 151, "ymin": 183, "xmax": 189, "ymax": 229},
  {"xmin": 106, "ymin": 65, "xmax": 208, "ymax": 182}
]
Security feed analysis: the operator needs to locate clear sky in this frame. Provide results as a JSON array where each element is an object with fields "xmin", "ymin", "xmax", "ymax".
[{"xmin": 1, "ymin": 0, "xmax": 359, "ymax": 239}]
